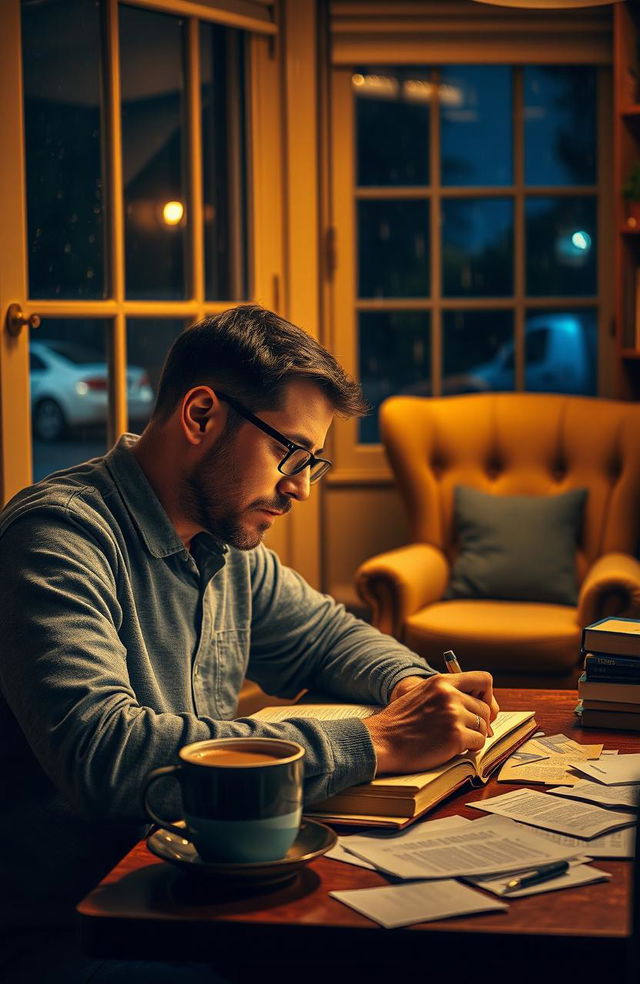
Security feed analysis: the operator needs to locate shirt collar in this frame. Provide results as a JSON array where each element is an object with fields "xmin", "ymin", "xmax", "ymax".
[{"xmin": 105, "ymin": 434, "xmax": 227, "ymax": 562}]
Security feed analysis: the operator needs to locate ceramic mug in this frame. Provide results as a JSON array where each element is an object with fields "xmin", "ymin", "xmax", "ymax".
[{"xmin": 142, "ymin": 737, "xmax": 305, "ymax": 863}]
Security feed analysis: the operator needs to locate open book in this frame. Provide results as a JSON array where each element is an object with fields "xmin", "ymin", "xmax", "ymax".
[{"xmin": 251, "ymin": 703, "xmax": 537, "ymax": 829}]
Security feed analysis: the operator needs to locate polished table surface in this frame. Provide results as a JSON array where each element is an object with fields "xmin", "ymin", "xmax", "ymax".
[{"xmin": 77, "ymin": 690, "xmax": 638, "ymax": 982}]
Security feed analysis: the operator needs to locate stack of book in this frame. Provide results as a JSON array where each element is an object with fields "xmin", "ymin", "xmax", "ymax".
[{"xmin": 577, "ymin": 617, "xmax": 640, "ymax": 731}]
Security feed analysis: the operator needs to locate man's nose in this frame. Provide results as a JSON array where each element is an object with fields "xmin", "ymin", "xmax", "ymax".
[{"xmin": 277, "ymin": 468, "xmax": 311, "ymax": 501}]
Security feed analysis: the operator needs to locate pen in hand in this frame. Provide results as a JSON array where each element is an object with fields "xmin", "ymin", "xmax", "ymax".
[
  {"xmin": 503, "ymin": 860, "xmax": 570, "ymax": 894},
  {"xmin": 443, "ymin": 649, "xmax": 462, "ymax": 674},
  {"xmin": 442, "ymin": 649, "xmax": 493, "ymax": 737}
]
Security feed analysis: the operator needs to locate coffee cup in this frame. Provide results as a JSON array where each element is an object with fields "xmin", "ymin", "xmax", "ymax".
[{"xmin": 142, "ymin": 737, "xmax": 305, "ymax": 863}]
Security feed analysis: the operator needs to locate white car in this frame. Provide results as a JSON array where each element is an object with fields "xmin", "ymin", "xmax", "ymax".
[{"xmin": 30, "ymin": 339, "xmax": 154, "ymax": 442}]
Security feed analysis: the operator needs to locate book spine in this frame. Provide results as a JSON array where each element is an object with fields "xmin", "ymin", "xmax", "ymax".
[
  {"xmin": 583, "ymin": 652, "xmax": 640, "ymax": 671},
  {"xmin": 579, "ymin": 710, "xmax": 640, "ymax": 731},
  {"xmin": 582, "ymin": 632, "xmax": 640, "ymax": 658},
  {"xmin": 584, "ymin": 653, "xmax": 640, "ymax": 684},
  {"xmin": 577, "ymin": 673, "xmax": 640, "ymax": 700},
  {"xmin": 585, "ymin": 671, "xmax": 640, "ymax": 683}
]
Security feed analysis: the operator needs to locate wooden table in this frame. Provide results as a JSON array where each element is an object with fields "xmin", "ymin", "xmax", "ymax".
[{"xmin": 77, "ymin": 690, "xmax": 637, "ymax": 983}]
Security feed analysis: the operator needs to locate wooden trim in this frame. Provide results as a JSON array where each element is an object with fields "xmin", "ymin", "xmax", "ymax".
[
  {"xmin": 513, "ymin": 67, "xmax": 525, "ymax": 391},
  {"xmin": 0, "ymin": 0, "xmax": 32, "ymax": 501},
  {"xmin": 355, "ymin": 185, "xmax": 598, "ymax": 198},
  {"xmin": 333, "ymin": 41, "xmax": 612, "ymax": 66},
  {"xmin": 248, "ymin": 32, "xmax": 284, "ymax": 313},
  {"xmin": 127, "ymin": 0, "xmax": 277, "ymax": 34},
  {"xmin": 430, "ymin": 68, "xmax": 441, "ymax": 397},
  {"xmin": 105, "ymin": 0, "xmax": 127, "ymax": 443},
  {"xmin": 326, "ymin": 468, "xmax": 395, "ymax": 487},
  {"xmin": 186, "ymin": 17, "xmax": 205, "ymax": 310},
  {"xmin": 597, "ymin": 65, "xmax": 615, "ymax": 397},
  {"xmin": 280, "ymin": 0, "xmax": 322, "ymax": 586},
  {"xmin": 244, "ymin": 27, "xmax": 288, "ymax": 563},
  {"xmin": 330, "ymin": 0, "xmax": 612, "ymax": 64}
]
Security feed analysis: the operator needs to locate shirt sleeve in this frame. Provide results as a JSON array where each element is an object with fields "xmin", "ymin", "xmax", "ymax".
[{"xmin": 244, "ymin": 545, "xmax": 436, "ymax": 800}]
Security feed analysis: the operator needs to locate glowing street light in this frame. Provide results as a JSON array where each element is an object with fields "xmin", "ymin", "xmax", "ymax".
[{"xmin": 162, "ymin": 201, "xmax": 184, "ymax": 226}]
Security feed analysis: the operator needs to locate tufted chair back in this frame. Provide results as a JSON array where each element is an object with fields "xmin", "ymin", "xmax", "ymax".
[
  {"xmin": 381, "ymin": 393, "xmax": 640, "ymax": 585},
  {"xmin": 356, "ymin": 393, "xmax": 640, "ymax": 687}
]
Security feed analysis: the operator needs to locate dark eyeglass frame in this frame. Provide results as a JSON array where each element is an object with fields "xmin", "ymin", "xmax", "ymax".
[{"xmin": 217, "ymin": 392, "xmax": 332, "ymax": 484}]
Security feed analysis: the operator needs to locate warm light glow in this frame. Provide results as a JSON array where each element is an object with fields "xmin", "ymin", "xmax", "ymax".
[
  {"xmin": 162, "ymin": 201, "xmax": 184, "ymax": 226},
  {"xmin": 353, "ymin": 73, "xmax": 463, "ymax": 107},
  {"xmin": 351, "ymin": 73, "xmax": 399, "ymax": 98}
]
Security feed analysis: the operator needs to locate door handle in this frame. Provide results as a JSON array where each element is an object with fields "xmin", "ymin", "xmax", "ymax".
[{"xmin": 5, "ymin": 303, "xmax": 41, "ymax": 337}]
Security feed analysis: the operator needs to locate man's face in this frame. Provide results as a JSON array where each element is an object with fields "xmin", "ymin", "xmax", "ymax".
[{"xmin": 183, "ymin": 379, "xmax": 334, "ymax": 550}]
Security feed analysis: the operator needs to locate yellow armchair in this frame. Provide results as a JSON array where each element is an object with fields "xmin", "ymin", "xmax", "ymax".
[{"xmin": 356, "ymin": 393, "xmax": 640, "ymax": 688}]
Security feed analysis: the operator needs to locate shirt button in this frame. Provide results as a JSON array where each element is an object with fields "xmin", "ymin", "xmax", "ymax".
[{"xmin": 194, "ymin": 666, "xmax": 199, "ymax": 677}]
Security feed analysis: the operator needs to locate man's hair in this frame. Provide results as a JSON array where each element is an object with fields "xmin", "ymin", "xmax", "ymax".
[{"xmin": 152, "ymin": 304, "xmax": 369, "ymax": 421}]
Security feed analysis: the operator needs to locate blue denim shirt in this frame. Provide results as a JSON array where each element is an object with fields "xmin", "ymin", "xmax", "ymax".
[{"xmin": 0, "ymin": 435, "xmax": 433, "ymax": 929}]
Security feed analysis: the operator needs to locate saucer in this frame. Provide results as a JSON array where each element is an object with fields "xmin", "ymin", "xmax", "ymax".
[{"xmin": 147, "ymin": 817, "xmax": 337, "ymax": 887}]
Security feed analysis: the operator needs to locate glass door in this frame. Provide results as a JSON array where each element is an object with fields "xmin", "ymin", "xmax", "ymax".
[{"xmin": 0, "ymin": 0, "xmax": 281, "ymax": 501}]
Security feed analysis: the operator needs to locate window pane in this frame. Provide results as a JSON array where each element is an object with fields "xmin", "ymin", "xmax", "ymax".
[
  {"xmin": 442, "ymin": 311, "xmax": 514, "ymax": 395},
  {"xmin": 442, "ymin": 198, "xmax": 513, "ymax": 297},
  {"xmin": 120, "ymin": 5, "xmax": 187, "ymax": 299},
  {"xmin": 524, "ymin": 309, "xmax": 597, "ymax": 395},
  {"xmin": 22, "ymin": 0, "xmax": 106, "ymax": 299},
  {"xmin": 355, "ymin": 67, "xmax": 430, "ymax": 187},
  {"xmin": 358, "ymin": 200, "xmax": 429, "ymax": 298},
  {"xmin": 524, "ymin": 67, "xmax": 597, "ymax": 187},
  {"xmin": 30, "ymin": 319, "xmax": 109, "ymax": 481},
  {"xmin": 126, "ymin": 320, "xmax": 184, "ymax": 431},
  {"xmin": 358, "ymin": 311, "xmax": 430, "ymax": 443},
  {"xmin": 525, "ymin": 196, "xmax": 597, "ymax": 296},
  {"xmin": 440, "ymin": 66, "xmax": 512, "ymax": 187},
  {"xmin": 201, "ymin": 24, "xmax": 249, "ymax": 300}
]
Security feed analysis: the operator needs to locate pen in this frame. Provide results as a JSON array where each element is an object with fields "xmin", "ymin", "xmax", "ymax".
[
  {"xmin": 443, "ymin": 649, "xmax": 462, "ymax": 673},
  {"xmin": 503, "ymin": 860, "xmax": 570, "ymax": 894}
]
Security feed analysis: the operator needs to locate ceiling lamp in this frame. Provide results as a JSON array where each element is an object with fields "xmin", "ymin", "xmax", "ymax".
[{"xmin": 471, "ymin": 0, "xmax": 623, "ymax": 7}]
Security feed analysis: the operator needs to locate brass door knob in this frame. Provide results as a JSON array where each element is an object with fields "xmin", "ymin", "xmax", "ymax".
[{"xmin": 6, "ymin": 303, "xmax": 41, "ymax": 337}]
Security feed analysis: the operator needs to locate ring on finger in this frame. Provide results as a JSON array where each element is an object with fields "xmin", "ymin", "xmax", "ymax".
[{"xmin": 475, "ymin": 714, "xmax": 481, "ymax": 731}]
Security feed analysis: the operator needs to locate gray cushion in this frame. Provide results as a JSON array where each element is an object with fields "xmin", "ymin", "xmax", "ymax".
[{"xmin": 445, "ymin": 485, "xmax": 587, "ymax": 606}]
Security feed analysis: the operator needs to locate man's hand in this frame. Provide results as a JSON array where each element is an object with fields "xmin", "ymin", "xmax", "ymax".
[{"xmin": 365, "ymin": 671, "xmax": 499, "ymax": 775}]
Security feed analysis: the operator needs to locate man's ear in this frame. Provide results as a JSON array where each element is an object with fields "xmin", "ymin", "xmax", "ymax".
[{"xmin": 180, "ymin": 386, "xmax": 224, "ymax": 446}]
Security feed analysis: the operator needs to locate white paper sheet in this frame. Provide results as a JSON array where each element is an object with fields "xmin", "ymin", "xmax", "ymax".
[
  {"xmin": 466, "ymin": 863, "xmax": 611, "ymax": 898},
  {"xmin": 547, "ymin": 778, "xmax": 638, "ymax": 810},
  {"xmin": 330, "ymin": 879, "xmax": 508, "ymax": 928},
  {"xmin": 324, "ymin": 842, "xmax": 378, "ymax": 870},
  {"xmin": 326, "ymin": 815, "xmax": 471, "ymax": 870},
  {"xmin": 523, "ymin": 823, "xmax": 635, "ymax": 859},
  {"xmin": 251, "ymin": 703, "xmax": 376, "ymax": 721},
  {"xmin": 533, "ymin": 734, "xmax": 603, "ymax": 758},
  {"xmin": 469, "ymin": 788, "xmax": 635, "ymax": 838},
  {"xmin": 569, "ymin": 754, "xmax": 640, "ymax": 786},
  {"xmin": 339, "ymin": 814, "xmax": 581, "ymax": 880}
]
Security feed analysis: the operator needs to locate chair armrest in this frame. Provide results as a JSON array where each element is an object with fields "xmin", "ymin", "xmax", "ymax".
[
  {"xmin": 577, "ymin": 553, "xmax": 640, "ymax": 627},
  {"xmin": 355, "ymin": 543, "xmax": 449, "ymax": 639}
]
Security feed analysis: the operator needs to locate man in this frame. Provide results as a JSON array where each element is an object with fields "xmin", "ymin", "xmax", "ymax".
[{"xmin": 0, "ymin": 305, "xmax": 497, "ymax": 980}]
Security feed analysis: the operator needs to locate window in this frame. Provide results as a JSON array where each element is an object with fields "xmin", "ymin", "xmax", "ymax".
[
  {"xmin": 19, "ymin": 0, "xmax": 264, "ymax": 480},
  {"xmin": 350, "ymin": 64, "xmax": 600, "ymax": 443}
]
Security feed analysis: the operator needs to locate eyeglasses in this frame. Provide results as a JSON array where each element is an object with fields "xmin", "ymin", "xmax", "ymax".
[{"xmin": 217, "ymin": 393, "xmax": 333, "ymax": 484}]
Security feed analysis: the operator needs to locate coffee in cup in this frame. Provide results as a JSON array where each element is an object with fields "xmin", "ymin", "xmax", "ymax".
[{"xmin": 142, "ymin": 737, "xmax": 305, "ymax": 863}]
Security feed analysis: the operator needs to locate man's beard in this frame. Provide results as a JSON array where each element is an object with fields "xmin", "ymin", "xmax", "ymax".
[{"xmin": 181, "ymin": 438, "xmax": 291, "ymax": 550}]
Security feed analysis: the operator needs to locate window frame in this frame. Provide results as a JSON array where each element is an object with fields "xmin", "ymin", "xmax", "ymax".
[{"xmin": 328, "ymin": 28, "xmax": 614, "ymax": 484}]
